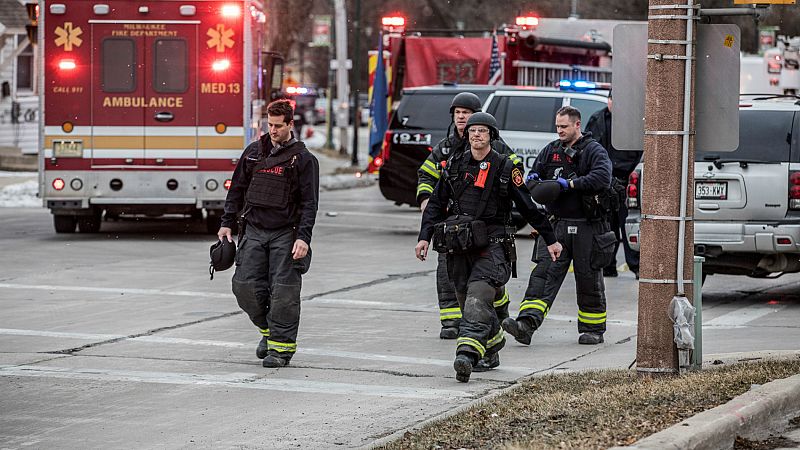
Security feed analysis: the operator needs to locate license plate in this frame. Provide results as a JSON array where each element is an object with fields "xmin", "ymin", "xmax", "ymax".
[
  {"xmin": 392, "ymin": 132, "xmax": 431, "ymax": 146},
  {"xmin": 695, "ymin": 181, "xmax": 727, "ymax": 200},
  {"xmin": 53, "ymin": 140, "xmax": 83, "ymax": 157}
]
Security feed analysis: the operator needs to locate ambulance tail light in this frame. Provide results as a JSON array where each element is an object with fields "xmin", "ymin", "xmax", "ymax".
[
  {"xmin": 59, "ymin": 59, "xmax": 77, "ymax": 70},
  {"xmin": 52, "ymin": 178, "xmax": 65, "ymax": 191},
  {"xmin": 627, "ymin": 170, "xmax": 641, "ymax": 209},
  {"xmin": 224, "ymin": 179, "xmax": 232, "ymax": 190},
  {"xmin": 789, "ymin": 171, "xmax": 800, "ymax": 210},
  {"xmin": 212, "ymin": 59, "xmax": 231, "ymax": 71},
  {"xmin": 221, "ymin": 4, "xmax": 241, "ymax": 17}
]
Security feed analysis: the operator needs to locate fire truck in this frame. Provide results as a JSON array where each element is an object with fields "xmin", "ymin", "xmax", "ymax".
[
  {"xmin": 39, "ymin": 0, "xmax": 284, "ymax": 233},
  {"xmin": 377, "ymin": 15, "xmax": 614, "ymax": 104}
]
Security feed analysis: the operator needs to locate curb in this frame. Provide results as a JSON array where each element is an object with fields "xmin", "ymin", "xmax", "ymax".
[{"xmin": 612, "ymin": 373, "xmax": 800, "ymax": 450}]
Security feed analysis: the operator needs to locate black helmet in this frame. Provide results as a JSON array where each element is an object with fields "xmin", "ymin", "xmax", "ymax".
[
  {"xmin": 209, "ymin": 238, "xmax": 236, "ymax": 280},
  {"xmin": 449, "ymin": 92, "xmax": 482, "ymax": 114},
  {"xmin": 465, "ymin": 112, "xmax": 499, "ymax": 140},
  {"xmin": 530, "ymin": 180, "xmax": 562, "ymax": 205}
]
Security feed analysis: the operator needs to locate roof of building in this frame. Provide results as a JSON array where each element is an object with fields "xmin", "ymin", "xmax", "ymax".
[{"xmin": 0, "ymin": 1, "xmax": 28, "ymax": 32}]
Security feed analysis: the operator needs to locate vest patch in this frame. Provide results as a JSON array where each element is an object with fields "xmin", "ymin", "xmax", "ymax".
[
  {"xmin": 511, "ymin": 167, "xmax": 523, "ymax": 187},
  {"xmin": 257, "ymin": 166, "xmax": 285, "ymax": 176}
]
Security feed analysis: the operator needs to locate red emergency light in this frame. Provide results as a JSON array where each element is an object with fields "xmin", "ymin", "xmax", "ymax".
[
  {"xmin": 58, "ymin": 59, "xmax": 76, "ymax": 70},
  {"xmin": 222, "ymin": 4, "xmax": 241, "ymax": 17},
  {"xmin": 382, "ymin": 16, "xmax": 405, "ymax": 29},
  {"xmin": 515, "ymin": 16, "xmax": 539, "ymax": 29}
]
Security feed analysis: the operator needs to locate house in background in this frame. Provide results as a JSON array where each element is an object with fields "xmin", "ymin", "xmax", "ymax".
[{"xmin": 0, "ymin": 0, "xmax": 37, "ymax": 155}]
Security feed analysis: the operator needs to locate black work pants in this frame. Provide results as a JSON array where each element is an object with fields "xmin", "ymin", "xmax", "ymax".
[
  {"xmin": 437, "ymin": 252, "xmax": 510, "ymax": 328},
  {"xmin": 520, "ymin": 219, "xmax": 608, "ymax": 334},
  {"xmin": 605, "ymin": 202, "xmax": 640, "ymax": 273},
  {"xmin": 447, "ymin": 243, "xmax": 510, "ymax": 361},
  {"xmin": 232, "ymin": 225, "xmax": 310, "ymax": 359}
]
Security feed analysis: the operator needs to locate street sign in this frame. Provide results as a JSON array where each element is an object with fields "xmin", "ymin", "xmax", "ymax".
[
  {"xmin": 612, "ymin": 24, "xmax": 741, "ymax": 152},
  {"xmin": 311, "ymin": 15, "xmax": 331, "ymax": 47},
  {"xmin": 734, "ymin": 0, "xmax": 794, "ymax": 4}
]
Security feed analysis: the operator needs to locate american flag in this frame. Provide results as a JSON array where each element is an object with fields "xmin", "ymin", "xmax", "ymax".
[{"xmin": 488, "ymin": 30, "xmax": 502, "ymax": 85}]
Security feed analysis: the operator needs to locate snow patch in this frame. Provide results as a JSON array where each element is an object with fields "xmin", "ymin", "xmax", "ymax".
[{"xmin": 0, "ymin": 181, "xmax": 41, "ymax": 207}]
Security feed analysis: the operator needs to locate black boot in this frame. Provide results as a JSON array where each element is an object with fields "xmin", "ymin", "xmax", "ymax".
[
  {"xmin": 578, "ymin": 332, "xmax": 604, "ymax": 345},
  {"xmin": 453, "ymin": 354, "xmax": 474, "ymax": 383},
  {"xmin": 439, "ymin": 326, "xmax": 458, "ymax": 339},
  {"xmin": 501, "ymin": 317, "xmax": 534, "ymax": 345},
  {"xmin": 262, "ymin": 354, "xmax": 290, "ymax": 368},
  {"xmin": 473, "ymin": 352, "xmax": 499, "ymax": 372},
  {"xmin": 256, "ymin": 336, "xmax": 268, "ymax": 359}
]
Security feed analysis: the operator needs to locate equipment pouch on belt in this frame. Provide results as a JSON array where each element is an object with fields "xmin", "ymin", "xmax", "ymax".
[
  {"xmin": 590, "ymin": 230, "xmax": 617, "ymax": 270},
  {"xmin": 432, "ymin": 215, "xmax": 488, "ymax": 254}
]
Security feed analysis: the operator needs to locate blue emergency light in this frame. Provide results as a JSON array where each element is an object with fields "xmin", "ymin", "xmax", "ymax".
[{"xmin": 558, "ymin": 79, "xmax": 596, "ymax": 91}]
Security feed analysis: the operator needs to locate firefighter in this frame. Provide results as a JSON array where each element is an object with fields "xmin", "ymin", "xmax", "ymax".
[
  {"xmin": 417, "ymin": 92, "xmax": 516, "ymax": 352},
  {"xmin": 218, "ymin": 99, "xmax": 320, "ymax": 368},
  {"xmin": 502, "ymin": 106, "xmax": 614, "ymax": 346},
  {"xmin": 584, "ymin": 91, "xmax": 642, "ymax": 278},
  {"xmin": 415, "ymin": 112, "xmax": 562, "ymax": 382}
]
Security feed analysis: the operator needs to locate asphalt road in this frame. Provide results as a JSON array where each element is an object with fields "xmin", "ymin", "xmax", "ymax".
[{"xmin": 1, "ymin": 185, "xmax": 799, "ymax": 449}]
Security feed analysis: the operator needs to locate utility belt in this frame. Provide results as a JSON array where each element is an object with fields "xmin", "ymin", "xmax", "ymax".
[{"xmin": 432, "ymin": 215, "xmax": 488, "ymax": 254}]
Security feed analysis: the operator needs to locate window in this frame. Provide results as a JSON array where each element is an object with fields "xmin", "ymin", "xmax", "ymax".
[
  {"xmin": 696, "ymin": 110, "xmax": 794, "ymax": 162},
  {"xmin": 102, "ymin": 38, "xmax": 136, "ymax": 92},
  {"xmin": 395, "ymin": 91, "xmax": 492, "ymax": 130},
  {"xmin": 502, "ymin": 96, "xmax": 560, "ymax": 132},
  {"xmin": 153, "ymin": 39, "xmax": 187, "ymax": 93},
  {"xmin": 569, "ymin": 99, "xmax": 607, "ymax": 131},
  {"xmin": 16, "ymin": 38, "xmax": 33, "ymax": 90}
]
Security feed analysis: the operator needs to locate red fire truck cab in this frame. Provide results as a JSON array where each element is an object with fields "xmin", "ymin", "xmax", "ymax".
[{"xmin": 39, "ymin": 0, "xmax": 283, "ymax": 233}]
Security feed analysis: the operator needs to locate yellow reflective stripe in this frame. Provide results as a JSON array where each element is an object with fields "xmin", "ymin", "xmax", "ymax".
[
  {"xmin": 508, "ymin": 154, "xmax": 522, "ymax": 165},
  {"xmin": 420, "ymin": 161, "xmax": 441, "ymax": 179},
  {"xmin": 578, "ymin": 317, "xmax": 606, "ymax": 324},
  {"xmin": 487, "ymin": 329, "xmax": 505, "ymax": 348},
  {"xmin": 440, "ymin": 307, "xmax": 462, "ymax": 320},
  {"xmin": 267, "ymin": 340, "xmax": 297, "ymax": 353},
  {"xmin": 423, "ymin": 159, "xmax": 439, "ymax": 171},
  {"xmin": 259, "ymin": 328, "xmax": 270, "ymax": 337},
  {"xmin": 578, "ymin": 310, "xmax": 607, "ymax": 324},
  {"xmin": 456, "ymin": 337, "xmax": 486, "ymax": 357},
  {"xmin": 493, "ymin": 289, "xmax": 510, "ymax": 308},
  {"xmin": 520, "ymin": 299, "xmax": 548, "ymax": 315},
  {"xmin": 417, "ymin": 183, "xmax": 434, "ymax": 196},
  {"xmin": 578, "ymin": 310, "xmax": 607, "ymax": 318}
]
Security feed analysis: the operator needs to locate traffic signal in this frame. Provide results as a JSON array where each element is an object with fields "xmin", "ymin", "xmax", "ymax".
[{"xmin": 25, "ymin": 3, "xmax": 38, "ymax": 44}]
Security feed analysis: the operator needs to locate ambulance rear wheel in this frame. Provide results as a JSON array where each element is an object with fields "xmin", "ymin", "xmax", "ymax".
[
  {"xmin": 53, "ymin": 215, "xmax": 77, "ymax": 233},
  {"xmin": 77, "ymin": 213, "xmax": 102, "ymax": 233}
]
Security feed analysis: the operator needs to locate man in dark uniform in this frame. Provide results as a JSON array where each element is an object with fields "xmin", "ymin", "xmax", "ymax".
[
  {"xmin": 218, "ymin": 99, "xmax": 320, "ymax": 368},
  {"xmin": 417, "ymin": 92, "xmax": 516, "ymax": 344},
  {"xmin": 415, "ymin": 112, "xmax": 563, "ymax": 382},
  {"xmin": 502, "ymin": 106, "xmax": 613, "ymax": 346},
  {"xmin": 584, "ymin": 92, "xmax": 643, "ymax": 278}
]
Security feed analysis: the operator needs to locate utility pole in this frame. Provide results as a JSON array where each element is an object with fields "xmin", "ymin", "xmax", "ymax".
[
  {"xmin": 333, "ymin": 0, "xmax": 350, "ymax": 156},
  {"xmin": 636, "ymin": 0, "xmax": 697, "ymax": 375},
  {"xmin": 350, "ymin": 0, "xmax": 362, "ymax": 166}
]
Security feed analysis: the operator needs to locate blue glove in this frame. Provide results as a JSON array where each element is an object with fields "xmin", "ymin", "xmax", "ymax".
[
  {"xmin": 556, "ymin": 177, "xmax": 570, "ymax": 191},
  {"xmin": 526, "ymin": 172, "xmax": 540, "ymax": 182}
]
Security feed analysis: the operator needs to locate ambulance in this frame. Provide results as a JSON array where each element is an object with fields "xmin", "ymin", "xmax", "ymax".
[{"xmin": 39, "ymin": 0, "xmax": 284, "ymax": 233}]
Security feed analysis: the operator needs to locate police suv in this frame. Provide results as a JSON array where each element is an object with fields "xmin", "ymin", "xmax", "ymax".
[
  {"xmin": 625, "ymin": 95, "xmax": 800, "ymax": 282},
  {"xmin": 377, "ymin": 82, "xmax": 608, "ymax": 207}
]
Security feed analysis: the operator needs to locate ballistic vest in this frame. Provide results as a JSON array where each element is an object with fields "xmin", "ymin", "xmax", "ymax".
[
  {"xmin": 446, "ymin": 150, "xmax": 510, "ymax": 223},
  {"xmin": 245, "ymin": 139, "xmax": 304, "ymax": 209}
]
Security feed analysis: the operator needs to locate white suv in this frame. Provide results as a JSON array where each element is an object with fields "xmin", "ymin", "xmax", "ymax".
[
  {"xmin": 481, "ymin": 86, "xmax": 609, "ymax": 170},
  {"xmin": 625, "ymin": 95, "xmax": 800, "ymax": 281}
]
